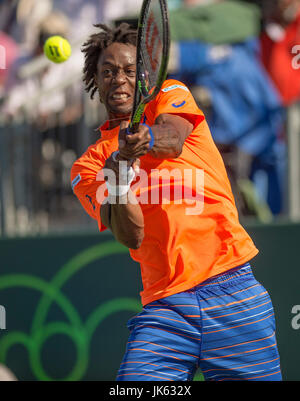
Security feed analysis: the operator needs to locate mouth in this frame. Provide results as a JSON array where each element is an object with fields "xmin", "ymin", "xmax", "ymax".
[{"xmin": 109, "ymin": 92, "xmax": 131, "ymax": 104}]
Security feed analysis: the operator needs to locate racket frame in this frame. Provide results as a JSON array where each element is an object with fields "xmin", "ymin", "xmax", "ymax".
[{"xmin": 129, "ymin": 0, "xmax": 170, "ymax": 133}]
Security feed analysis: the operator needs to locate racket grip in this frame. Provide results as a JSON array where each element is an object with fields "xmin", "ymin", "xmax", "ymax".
[
  {"xmin": 127, "ymin": 122, "xmax": 140, "ymax": 134},
  {"xmin": 126, "ymin": 123, "xmax": 154, "ymax": 149}
]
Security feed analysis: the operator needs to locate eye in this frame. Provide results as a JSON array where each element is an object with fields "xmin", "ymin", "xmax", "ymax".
[
  {"xmin": 102, "ymin": 69, "xmax": 113, "ymax": 77},
  {"xmin": 126, "ymin": 69, "xmax": 136, "ymax": 77}
]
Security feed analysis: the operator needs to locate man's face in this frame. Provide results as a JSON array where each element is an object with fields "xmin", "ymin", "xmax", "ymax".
[{"xmin": 96, "ymin": 42, "xmax": 136, "ymax": 121}]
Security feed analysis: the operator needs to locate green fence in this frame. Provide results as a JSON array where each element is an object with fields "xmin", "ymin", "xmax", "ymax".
[{"xmin": 0, "ymin": 223, "xmax": 299, "ymax": 381}]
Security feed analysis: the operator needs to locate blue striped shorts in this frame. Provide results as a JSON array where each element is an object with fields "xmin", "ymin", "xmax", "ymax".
[{"xmin": 116, "ymin": 263, "xmax": 282, "ymax": 381}]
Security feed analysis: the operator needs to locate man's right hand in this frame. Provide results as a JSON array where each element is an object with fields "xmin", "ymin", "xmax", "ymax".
[{"xmin": 118, "ymin": 120, "xmax": 151, "ymax": 161}]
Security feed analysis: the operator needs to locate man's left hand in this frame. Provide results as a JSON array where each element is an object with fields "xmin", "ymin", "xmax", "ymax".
[{"xmin": 119, "ymin": 122, "xmax": 152, "ymax": 160}]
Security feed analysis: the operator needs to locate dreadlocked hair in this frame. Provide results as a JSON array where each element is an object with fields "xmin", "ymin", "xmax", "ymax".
[{"xmin": 82, "ymin": 23, "xmax": 137, "ymax": 99}]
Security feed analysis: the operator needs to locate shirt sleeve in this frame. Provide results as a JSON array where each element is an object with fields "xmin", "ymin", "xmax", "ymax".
[
  {"xmin": 147, "ymin": 79, "xmax": 205, "ymax": 128},
  {"xmin": 70, "ymin": 141, "xmax": 109, "ymax": 232}
]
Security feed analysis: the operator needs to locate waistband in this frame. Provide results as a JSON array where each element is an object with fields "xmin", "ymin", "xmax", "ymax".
[{"xmin": 195, "ymin": 262, "xmax": 252, "ymax": 288}]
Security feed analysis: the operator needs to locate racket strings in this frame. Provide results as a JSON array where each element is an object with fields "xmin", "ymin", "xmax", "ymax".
[
  {"xmin": 140, "ymin": 0, "xmax": 164, "ymax": 92},
  {"xmin": 129, "ymin": 0, "xmax": 169, "ymax": 130}
]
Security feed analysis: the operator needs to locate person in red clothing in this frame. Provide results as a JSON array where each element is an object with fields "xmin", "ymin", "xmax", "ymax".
[
  {"xmin": 71, "ymin": 23, "xmax": 282, "ymax": 381},
  {"xmin": 260, "ymin": 0, "xmax": 300, "ymax": 105}
]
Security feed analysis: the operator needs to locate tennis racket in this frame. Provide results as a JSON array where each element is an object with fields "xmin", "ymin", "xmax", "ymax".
[{"xmin": 128, "ymin": 0, "xmax": 170, "ymax": 133}]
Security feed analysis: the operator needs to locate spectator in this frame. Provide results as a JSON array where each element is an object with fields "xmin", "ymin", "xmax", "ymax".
[
  {"xmin": 260, "ymin": 0, "xmax": 300, "ymax": 106},
  {"xmin": 15, "ymin": 0, "xmax": 53, "ymax": 51},
  {"xmin": 2, "ymin": 11, "xmax": 83, "ymax": 129},
  {"xmin": 52, "ymin": 0, "xmax": 104, "ymax": 41},
  {"xmin": 103, "ymin": 0, "xmax": 143, "ymax": 23},
  {"xmin": 0, "ymin": 31, "xmax": 19, "ymax": 98},
  {"xmin": 168, "ymin": 0, "xmax": 285, "ymax": 217}
]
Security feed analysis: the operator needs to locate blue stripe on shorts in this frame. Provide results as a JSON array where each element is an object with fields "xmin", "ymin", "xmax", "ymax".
[{"xmin": 116, "ymin": 263, "xmax": 282, "ymax": 381}]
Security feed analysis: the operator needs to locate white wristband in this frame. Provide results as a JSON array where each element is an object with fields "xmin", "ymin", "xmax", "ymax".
[
  {"xmin": 105, "ymin": 182, "xmax": 131, "ymax": 196},
  {"xmin": 121, "ymin": 165, "xmax": 135, "ymax": 183},
  {"xmin": 111, "ymin": 151, "xmax": 119, "ymax": 162},
  {"xmin": 111, "ymin": 151, "xmax": 135, "ymax": 182},
  {"xmin": 105, "ymin": 167, "xmax": 135, "ymax": 197},
  {"xmin": 106, "ymin": 152, "xmax": 136, "ymax": 197}
]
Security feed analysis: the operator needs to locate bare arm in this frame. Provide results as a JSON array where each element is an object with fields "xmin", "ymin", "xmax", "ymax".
[
  {"xmin": 100, "ymin": 123, "xmax": 144, "ymax": 250},
  {"xmin": 150, "ymin": 113, "xmax": 193, "ymax": 159},
  {"xmin": 119, "ymin": 113, "xmax": 194, "ymax": 160},
  {"xmin": 100, "ymin": 191, "xmax": 144, "ymax": 250}
]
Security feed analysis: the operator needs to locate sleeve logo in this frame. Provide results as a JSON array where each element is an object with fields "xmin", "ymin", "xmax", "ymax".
[
  {"xmin": 162, "ymin": 84, "xmax": 189, "ymax": 93},
  {"xmin": 85, "ymin": 194, "xmax": 96, "ymax": 211},
  {"xmin": 71, "ymin": 174, "xmax": 81, "ymax": 191}
]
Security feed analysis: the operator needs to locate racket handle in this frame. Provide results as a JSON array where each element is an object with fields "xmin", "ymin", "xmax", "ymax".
[{"xmin": 128, "ymin": 122, "xmax": 140, "ymax": 134}]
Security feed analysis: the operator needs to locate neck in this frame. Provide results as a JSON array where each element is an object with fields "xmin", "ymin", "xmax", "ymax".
[{"xmin": 107, "ymin": 114, "xmax": 131, "ymax": 130}]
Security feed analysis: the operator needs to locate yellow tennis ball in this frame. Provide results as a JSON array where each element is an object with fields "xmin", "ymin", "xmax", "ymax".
[{"xmin": 44, "ymin": 35, "xmax": 71, "ymax": 63}]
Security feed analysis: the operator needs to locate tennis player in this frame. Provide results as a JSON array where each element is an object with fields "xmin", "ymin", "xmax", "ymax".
[{"xmin": 71, "ymin": 23, "xmax": 282, "ymax": 381}]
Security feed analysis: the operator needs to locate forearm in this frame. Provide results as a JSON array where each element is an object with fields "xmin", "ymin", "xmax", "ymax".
[
  {"xmin": 100, "ymin": 191, "xmax": 144, "ymax": 249},
  {"xmin": 149, "ymin": 114, "xmax": 193, "ymax": 159},
  {"xmin": 118, "ymin": 114, "xmax": 193, "ymax": 161},
  {"xmin": 150, "ymin": 122, "xmax": 184, "ymax": 159}
]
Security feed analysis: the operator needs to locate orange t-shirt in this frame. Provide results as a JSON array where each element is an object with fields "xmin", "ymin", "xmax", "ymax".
[{"xmin": 71, "ymin": 79, "xmax": 258, "ymax": 306}]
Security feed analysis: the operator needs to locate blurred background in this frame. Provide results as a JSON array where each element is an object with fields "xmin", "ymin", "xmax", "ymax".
[
  {"xmin": 0, "ymin": 0, "xmax": 299, "ymax": 236},
  {"xmin": 1, "ymin": 0, "xmax": 300, "ymax": 382}
]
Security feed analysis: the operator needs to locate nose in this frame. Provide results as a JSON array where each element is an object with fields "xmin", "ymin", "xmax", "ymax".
[{"xmin": 113, "ymin": 69, "xmax": 126, "ymax": 84}]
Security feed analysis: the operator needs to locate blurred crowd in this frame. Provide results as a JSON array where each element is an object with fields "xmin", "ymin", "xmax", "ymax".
[
  {"xmin": 0, "ymin": 0, "xmax": 300, "ymax": 233},
  {"xmin": 168, "ymin": 0, "xmax": 300, "ymax": 219}
]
